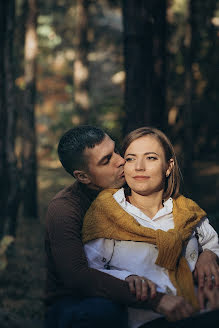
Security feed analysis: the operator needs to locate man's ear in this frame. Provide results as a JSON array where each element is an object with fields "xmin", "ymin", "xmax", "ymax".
[
  {"xmin": 73, "ymin": 170, "xmax": 91, "ymax": 185},
  {"xmin": 166, "ymin": 158, "xmax": 174, "ymax": 177}
]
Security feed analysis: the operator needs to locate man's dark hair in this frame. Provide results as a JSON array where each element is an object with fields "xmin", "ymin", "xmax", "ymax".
[{"xmin": 58, "ymin": 125, "xmax": 106, "ymax": 176}]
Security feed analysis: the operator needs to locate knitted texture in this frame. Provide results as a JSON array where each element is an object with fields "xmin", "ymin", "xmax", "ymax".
[{"xmin": 82, "ymin": 189, "xmax": 207, "ymax": 309}]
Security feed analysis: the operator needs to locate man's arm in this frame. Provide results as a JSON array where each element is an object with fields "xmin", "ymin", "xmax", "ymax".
[
  {"xmin": 46, "ymin": 198, "xmax": 160, "ymax": 307},
  {"xmin": 46, "ymin": 197, "xmax": 198, "ymax": 320}
]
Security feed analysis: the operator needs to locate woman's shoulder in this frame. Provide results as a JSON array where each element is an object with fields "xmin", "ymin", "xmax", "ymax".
[
  {"xmin": 173, "ymin": 194, "xmax": 206, "ymax": 214},
  {"xmin": 174, "ymin": 194, "xmax": 197, "ymax": 205},
  {"xmin": 97, "ymin": 188, "xmax": 121, "ymax": 200}
]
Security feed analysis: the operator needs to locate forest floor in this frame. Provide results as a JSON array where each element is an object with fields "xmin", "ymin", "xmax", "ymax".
[
  {"xmin": 0, "ymin": 160, "xmax": 219, "ymax": 327},
  {"xmin": 0, "ymin": 162, "xmax": 70, "ymax": 327}
]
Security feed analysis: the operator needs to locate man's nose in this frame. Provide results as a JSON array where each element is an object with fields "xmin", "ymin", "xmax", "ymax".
[{"xmin": 115, "ymin": 153, "xmax": 125, "ymax": 167}]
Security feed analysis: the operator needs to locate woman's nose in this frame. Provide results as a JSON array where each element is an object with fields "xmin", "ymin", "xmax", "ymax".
[{"xmin": 135, "ymin": 159, "xmax": 145, "ymax": 171}]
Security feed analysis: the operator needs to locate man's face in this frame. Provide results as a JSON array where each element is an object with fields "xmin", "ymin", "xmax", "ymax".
[{"xmin": 84, "ymin": 135, "xmax": 125, "ymax": 190}]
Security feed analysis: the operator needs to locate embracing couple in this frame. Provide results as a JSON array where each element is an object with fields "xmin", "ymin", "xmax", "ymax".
[{"xmin": 45, "ymin": 125, "xmax": 219, "ymax": 328}]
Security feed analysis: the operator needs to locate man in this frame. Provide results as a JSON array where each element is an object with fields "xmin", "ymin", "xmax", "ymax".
[{"xmin": 45, "ymin": 125, "xmax": 219, "ymax": 328}]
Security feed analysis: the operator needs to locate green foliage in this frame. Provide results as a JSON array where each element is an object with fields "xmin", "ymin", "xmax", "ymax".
[
  {"xmin": 37, "ymin": 15, "xmax": 62, "ymax": 49},
  {"xmin": 167, "ymin": 0, "xmax": 219, "ymax": 159},
  {"xmin": 14, "ymin": 0, "xmax": 219, "ymax": 161}
]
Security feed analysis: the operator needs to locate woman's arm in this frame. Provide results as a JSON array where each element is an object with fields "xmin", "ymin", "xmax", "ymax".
[
  {"xmin": 84, "ymin": 238, "xmax": 197, "ymax": 319},
  {"xmin": 84, "ymin": 238, "xmax": 134, "ymax": 280},
  {"xmin": 84, "ymin": 238, "xmax": 157, "ymax": 301},
  {"xmin": 195, "ymin": 217, "xmax": 219, "ymax": 288}
]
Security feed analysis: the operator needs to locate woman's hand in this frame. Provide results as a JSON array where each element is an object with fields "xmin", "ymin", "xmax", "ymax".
[
  {"xmin": 125, "ymin": 275, "xmax": 156, "ymax": 301},
  {"xmin": 198, "ymin": 281, "xmax": 219, "ymax": 310},
  {"xmin": 194, "ymin": 249, "xmax": 219, "ymax": 289},
  {"xmin": 155, "ymin": 294, "xmax": 195, "ymax": 321}
]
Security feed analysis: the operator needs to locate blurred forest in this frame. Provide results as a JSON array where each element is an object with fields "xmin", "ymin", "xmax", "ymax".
[{"xmin": 0, "ymin": 0, "xmax": 219, "ymax": 326}]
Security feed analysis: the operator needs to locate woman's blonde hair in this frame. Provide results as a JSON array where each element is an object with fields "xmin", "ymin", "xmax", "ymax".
[{"xmin": 122, "ymin": 127, "xmax": 181, "ymax": 200}]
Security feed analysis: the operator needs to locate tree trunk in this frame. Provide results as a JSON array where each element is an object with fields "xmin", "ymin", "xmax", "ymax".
[
  {"xmin": 21, "ymin": 0, "xmax": 38, "ymax": 218},
  {"xmin": 195, "ymin": 0, "xmax": 218, "ymax": 156},
  {"xmin": 181, "ymin": 0, "xmax": 196, "ymax": 186},
  {"xmin": 122, "ymin": 0, "xmax": 167, "ymax": 135},
  {"xmin": 73, "ymin": 0, "xmax": 91, "ymax": 125},
  {"xmin": 0, "ymin": 0, "xmax": 7, "ymax": 237},
  {"xmin": 0, "ymin": 0, "xmax": 19, "ymax": 237}
]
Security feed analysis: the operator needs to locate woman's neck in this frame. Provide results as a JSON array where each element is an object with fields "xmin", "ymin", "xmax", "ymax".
[{"xmin": 128, "ymin": 191, "xmax": 164, "ymax": 219}]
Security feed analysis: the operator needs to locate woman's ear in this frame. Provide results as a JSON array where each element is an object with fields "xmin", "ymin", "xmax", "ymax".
[
  {"xmin": 73, "ymin": 170, "xmax": 91, "ymax": 185},
  {"xmin": 166, "ymin": 158, "xmax": 174, "ymax": 177}
]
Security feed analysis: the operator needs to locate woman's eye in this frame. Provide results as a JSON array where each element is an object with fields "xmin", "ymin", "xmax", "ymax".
[
  {"xmin": 147, "ymin": 156, "xmax": 157, "ymax": 160},
  {"xmin": 125, "ymin": 157, "xmax": 134, "ymax": 162}
]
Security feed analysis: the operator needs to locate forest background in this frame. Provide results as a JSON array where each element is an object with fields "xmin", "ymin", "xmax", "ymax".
[{"xmin": 0, "ymin": 0, "xmax": 219, "ymax": 327}]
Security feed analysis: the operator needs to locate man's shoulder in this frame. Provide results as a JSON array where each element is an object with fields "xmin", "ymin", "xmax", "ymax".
[
  {"xmin": 46, "ymin": 181, "xmax": 98, "ymax": 222},
  {"xmin": 48, "ymin": 181, "xmax": 85, "ymax": 210},
  {"xmin": 46, "ymin": 182, "xmax": 83, "ymax": 226},
  {"xmin": 52, "ymin": 181, "xmax": 79, "ymax": 201}
]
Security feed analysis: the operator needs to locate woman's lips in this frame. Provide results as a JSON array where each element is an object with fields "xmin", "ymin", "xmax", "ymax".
[{"xmin": 133, "ymin": 176, "xmax": 150, "ymax": 180}]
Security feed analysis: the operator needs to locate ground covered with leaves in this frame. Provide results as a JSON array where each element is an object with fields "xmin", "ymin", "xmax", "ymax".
[
  {"xmin": 0, "ymin": 161, "xmax": 219, "ymax": 327},
  {"xmin": 0, "ymin": 163, "xmax": 70, "ymax": 327}
]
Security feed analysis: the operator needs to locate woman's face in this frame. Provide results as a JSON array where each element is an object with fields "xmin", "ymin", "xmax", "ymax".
[{"xmin": 124, "ymin": 135, "xmax": 173, "ymax": 196}]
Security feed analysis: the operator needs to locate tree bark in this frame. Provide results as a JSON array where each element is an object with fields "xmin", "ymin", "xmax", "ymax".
[
  {"xmin": 21, "ymin": 0, "xmax": 38, "ymax": 218},
  {"xmin": 0, "ymin": 0, "xmax": 19, "ymax": 237},
  {"xmin": 122, "ymin": 0, "xmax": 167, "ymax": 135},
  {"xmin": 73, "ymin": 0, "xmax": 91, "ymax": 125},
  {"xmin": 182, "ymin": 0, "xmax": 195, "ymax": 182},
  {"xmin": 0, "ymin": 1, "xmax": 7, "ymax": 237}
]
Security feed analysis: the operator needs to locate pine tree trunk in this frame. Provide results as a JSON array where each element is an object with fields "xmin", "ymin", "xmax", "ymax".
[
  {"xmin": 21, "ymin": 0, "xmax": 38, "ymax": 218},
  {"xmin": 0, "ymin": 0, "xmax": 7, "ymax": 236},
  {"xmin": 182, "ymin": 0, "xmax": 195, "ymax": 185},
  {"xmin": 122, "ymin": 0, "xmax": 166, "ymax": 135},
  {"xmin": 0, "ymin": 0, "xmax": 19, "ymax": 237},
  {"xmin": 73, "ymin": 0, "xmax": 90, "ymax": 125}
]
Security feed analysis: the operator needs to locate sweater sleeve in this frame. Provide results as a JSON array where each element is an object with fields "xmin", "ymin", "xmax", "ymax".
[
  {"xmin": 196, "ymin": 217, "xmax": 219, "ymax": 258},
  {"xmin": 46, "ymin": 197, "xmax": 150, "ymax": 306}
]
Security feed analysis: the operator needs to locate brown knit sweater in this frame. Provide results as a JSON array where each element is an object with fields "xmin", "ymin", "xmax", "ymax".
[{"xmin": 45, "ymin": 181, "xmax": 163, "ymax": 308}]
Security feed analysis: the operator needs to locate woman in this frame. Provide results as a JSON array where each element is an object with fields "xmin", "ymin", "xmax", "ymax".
[{"xmin": 82, "ymin": 127, "xmax": 219, "ymax": 327}]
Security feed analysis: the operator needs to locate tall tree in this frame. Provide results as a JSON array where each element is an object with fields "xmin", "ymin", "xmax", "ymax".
[
  {"xmin": 122, "ymin": 0, "xmax": 167, "ymax": 135},
  {"xmin": 193, "ymin": 0, "xmax": 218, "ymax": 157},
  {"xmin": 0, "ymin": 0, "xmax": 19, "ymax": 237},
  {"xmin": 73, "ymin": 0, "xmax": 91, "ymax": 124},
  {"xmin": 21, "ymin": 0, "xmax": 38, "ymax": 218},
  {"xmin": 181, "ymin": 0, "xmax": 195, "ymax": 182}
]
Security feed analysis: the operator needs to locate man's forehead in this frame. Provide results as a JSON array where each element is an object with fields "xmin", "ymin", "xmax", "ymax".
[{"xmin": 84, "ymin": 135, "xmax": 114, "ymax": 163}]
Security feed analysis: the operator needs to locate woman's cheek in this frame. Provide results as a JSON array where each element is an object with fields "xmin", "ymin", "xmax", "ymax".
[{"xmin": 124, "ymin": 165, "xmax": 130, "ymax": 176}]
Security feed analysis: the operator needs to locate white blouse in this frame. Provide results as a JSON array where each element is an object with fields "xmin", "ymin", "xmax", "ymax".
[{"xmin": 84, "ymin": 188, "xmax": 219, "ymax": 328}]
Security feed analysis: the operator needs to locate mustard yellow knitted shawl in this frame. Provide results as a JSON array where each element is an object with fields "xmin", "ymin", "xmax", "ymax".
[{"xmin": 82, "ymin": 189, "xmax": 206, "ymax": 310}]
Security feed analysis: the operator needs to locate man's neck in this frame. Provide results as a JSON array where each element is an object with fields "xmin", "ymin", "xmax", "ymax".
[{"xmin": 78, "ymin": 181, "xmax": 100, "ymax": 198}]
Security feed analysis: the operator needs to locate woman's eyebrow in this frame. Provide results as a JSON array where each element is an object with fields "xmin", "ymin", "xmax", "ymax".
[{"xmin": 125, "ymin": 151, "xmax": 159, "ymax": 157}]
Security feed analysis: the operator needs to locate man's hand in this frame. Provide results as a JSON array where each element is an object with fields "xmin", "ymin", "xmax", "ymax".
[
  {"xmin": 155, "ymin": 294, "xmax": 195, "ymax": 321},
  {"xmin": 125, "ymin": 275, "xmax": 156, "ymax": 301},
  {"xmin": 198, "ymin": 280, "xmax": 219, "ymax": 310},
  {"xmin": 194, "ymin": 249, "xmax": 219, "ymax": 289}
]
